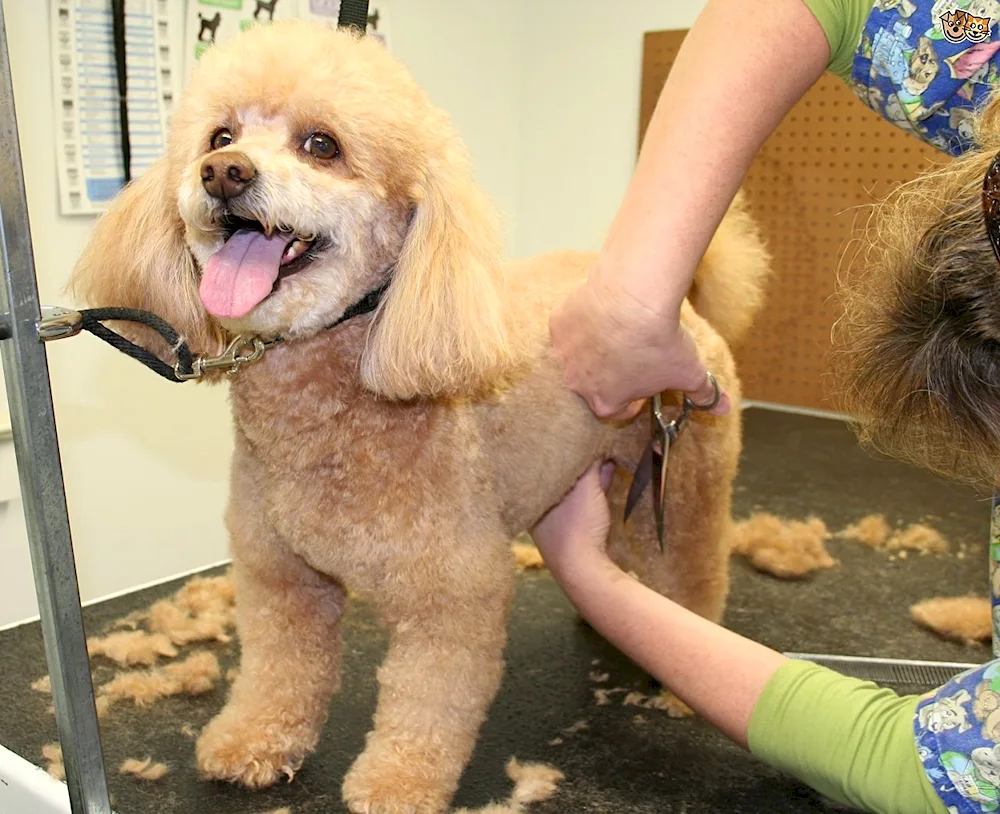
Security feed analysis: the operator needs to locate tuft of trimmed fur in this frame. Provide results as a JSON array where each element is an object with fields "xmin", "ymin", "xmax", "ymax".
[
  {"xmin": 120, "ymin": 757, "xmax": 170, "ymax": 781},
  {"xmin": 911, "ymin": 596, "xmax": 991, "ymax": 645},
  {"xmin": 42, "ymin": 743, "xmax": 64, "ymax": 780},
  {"xmin": 834, "ymin": 97, "xmax": 1000, "ymax": 486},
  {"xmin": 98, "ymin": 650, "xmax": 221, "ymax": 708},
  {"xmin": 87, "ymin": 630, "xmax": 178, "ymax": 667}
]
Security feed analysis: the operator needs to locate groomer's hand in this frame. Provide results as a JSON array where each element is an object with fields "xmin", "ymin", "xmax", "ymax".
[
  {"xmin": 533, "ymin": 459, "xmax": 618, "ymax": 580},
  {"xmin": 549, "ymin": 268, "xmax": 729, "ymax": 422}
]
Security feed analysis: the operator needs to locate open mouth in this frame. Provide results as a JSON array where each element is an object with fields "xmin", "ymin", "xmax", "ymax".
[
  {"xmin": 199, "ymin": 215, "xmax": 329, "ymax": 320},
  {"xmin": 219, "ymin": 216, "xmax": 324, "ymax": 278}
]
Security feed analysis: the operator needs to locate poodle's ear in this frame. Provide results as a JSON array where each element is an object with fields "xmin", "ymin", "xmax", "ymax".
[
  {"xmin": 359, "ymin": 133, "xmax": 521, "ymax": 400},
  {"xmin": 68, "ymin": 156, "xmax": 225, "ymax": 364}
]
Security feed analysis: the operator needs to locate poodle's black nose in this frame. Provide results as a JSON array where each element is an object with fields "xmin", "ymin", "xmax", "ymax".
[{"xmin": 201, "ymin": 151, "xmax": 256, "ymax": 199}]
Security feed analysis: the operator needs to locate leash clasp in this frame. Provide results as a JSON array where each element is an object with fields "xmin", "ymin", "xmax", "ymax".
[
  {"xmin": 174, "ymin": 335, "xmax": 272, "ymax": 381},
  {"xmin": 37, "ymin": 306, "xmax": 83, "ymax": 341}
]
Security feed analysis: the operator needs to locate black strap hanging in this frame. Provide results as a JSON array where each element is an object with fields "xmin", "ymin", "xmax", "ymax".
[
  {"xmin": 337, "ymin": 0, "xmax": 371, "ymax": 33},
  {"xmin": 110, "ymin": 0, "xmax": 131, "ymax": 184},
  {"xmin": 42, "ymin": 277, "xmax": 391, "ymax": 384},
  {"xmin": 80, "ymin": 307, "xmax": 194, "ymax": 382}
]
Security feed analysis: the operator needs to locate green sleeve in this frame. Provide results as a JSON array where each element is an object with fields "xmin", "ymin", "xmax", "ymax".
[
  {"xmin": 801, "ymin": 0, "xmax": 873, "ymax": 80},
  {"xmin": 747, "ymin": 659, "xmax": 948, "ymax": 814}
]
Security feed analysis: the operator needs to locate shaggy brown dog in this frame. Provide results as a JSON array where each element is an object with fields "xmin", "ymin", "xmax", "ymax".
[
  {"xmin": 69, "ymin": 20, "xmax": 771, "ymax": 814},
  {"xmin": 835, "ymin": 98, "xmax": 1000, "ymax": 489}
]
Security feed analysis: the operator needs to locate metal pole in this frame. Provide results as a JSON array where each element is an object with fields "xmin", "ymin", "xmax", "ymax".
[{"xmin": 0, "ymin": 3, "xmax": 112, "ymax": 812}]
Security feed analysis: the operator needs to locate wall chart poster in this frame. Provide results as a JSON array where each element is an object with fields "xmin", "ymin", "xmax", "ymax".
[
  {"xmin": 184, "ymin": 0, "xmax": 300, "ymax": 80},
  {"xmin": 50, "ymin": 0, "xmax": 177, "ymax": 216},
  {"xmin": 185, "ymin": 0, "xmax": 388, "ymax": 79}
]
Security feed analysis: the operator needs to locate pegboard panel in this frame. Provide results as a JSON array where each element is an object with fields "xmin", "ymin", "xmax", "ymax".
[{"xmin": 640, "ymin": 30, "xmax": 949, "ymax": 411}]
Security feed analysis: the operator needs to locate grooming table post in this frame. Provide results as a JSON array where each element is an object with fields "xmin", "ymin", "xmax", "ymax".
[{"xmin": 0, "ymin": 4, "xmax": 112, "ymax": 813}]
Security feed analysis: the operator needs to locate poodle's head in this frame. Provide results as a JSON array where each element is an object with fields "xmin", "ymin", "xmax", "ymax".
[
  {"xmin": 70, "ymin": 20, "xmax": 519, "ymax": 399},
  {"xmin": 835, "ymin": 95, "xmax": 1000, "ymax": 487}
]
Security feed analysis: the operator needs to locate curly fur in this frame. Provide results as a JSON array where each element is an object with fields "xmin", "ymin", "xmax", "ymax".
[
  {"xmin": 68, "ymin": 20, "xmax": 771, "ymax": 813},
  {"xmin": 834, "ymin": 97, "xmax": 1000, "ymax": 487}
]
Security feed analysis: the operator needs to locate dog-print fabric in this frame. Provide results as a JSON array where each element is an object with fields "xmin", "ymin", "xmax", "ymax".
[
  {"xmin": 914, "ymin": 659, "xmax": 1000, "ymax": 812},
  {"xmin": 851, "ymin": 0, "xmax": 1000, "ymax": 154}
]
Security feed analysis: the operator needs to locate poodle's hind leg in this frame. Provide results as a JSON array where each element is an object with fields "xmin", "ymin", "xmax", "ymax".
[
  {"xmin": 342, "ymin": 537, "xmax": 515, "ymax": 814},
  {"xmin": 196, "ymin": 465, "xmax": 346, "ymax": 789},
  {"xmin": 606, "ymin": 419, "xmax": 736, "ymax": 624}
]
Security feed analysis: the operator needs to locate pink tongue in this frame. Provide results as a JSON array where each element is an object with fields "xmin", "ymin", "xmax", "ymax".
[{"xmin": 199, "ymin": 229, "xmax": 294, "ymax": 319}]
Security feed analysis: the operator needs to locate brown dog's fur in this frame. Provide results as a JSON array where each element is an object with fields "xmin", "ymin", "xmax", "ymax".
[
  {"xmin": 69, "ymin": 21, "xmax": 771, "ymax": 813},
  {"xmin": 834, "ymin": 96, "xmax": 1000, "ymax": 488}
]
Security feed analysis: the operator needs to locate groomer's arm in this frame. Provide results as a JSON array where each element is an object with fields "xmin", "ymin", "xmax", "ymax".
[
  {"xmin": 533, "ymin": 463, "xmax": 949, "ymax": 814},
  {"xmin": 550, "ymin": 0, "xmax": 832, "ymax": 418}
]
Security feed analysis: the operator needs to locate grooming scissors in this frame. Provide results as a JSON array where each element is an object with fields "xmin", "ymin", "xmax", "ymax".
[{"xmin": 623, "ymin": 372, "xmax": 722, "ymax": 551}]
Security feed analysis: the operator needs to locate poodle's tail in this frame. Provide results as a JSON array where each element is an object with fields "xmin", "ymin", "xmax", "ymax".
[{"xmin": 687, "ymin": 190, "xmax": 772, "ymax": 348}]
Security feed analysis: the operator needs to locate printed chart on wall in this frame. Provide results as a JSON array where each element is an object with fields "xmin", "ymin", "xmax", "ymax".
[
  {"xmin": 185, "ymin": 0, "xmax": 389, "ymax": 80},
  {"xmin": 50, "ymin": 0, "xmax": 177, "ymax": 216}
]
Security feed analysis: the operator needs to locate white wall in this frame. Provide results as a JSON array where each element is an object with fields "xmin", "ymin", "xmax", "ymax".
[
  {"xmin": 382, "ymin": 0, "xmax": 523, "ymax": 247},
  {"xmin": 513, "ymin": 0, "xmax": 707, "ymax": 258},
  {"xmin": 0, "ymin": 0, "xmax": 524, "ymax": 627}
]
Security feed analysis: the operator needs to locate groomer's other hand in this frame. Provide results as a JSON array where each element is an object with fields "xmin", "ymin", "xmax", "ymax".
[
  {"xmin": 533, "ymin": 459, "xmax": 618, "ymax": 579},
  {"xmin": 549, "ymin": 269, "xmax": 729, "ymax": 422}
]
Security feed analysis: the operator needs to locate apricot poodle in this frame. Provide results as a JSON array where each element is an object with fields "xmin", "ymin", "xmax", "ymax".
[{"xmin": 70, "ymin": 20, "xmax": 771, "ymax": 813}]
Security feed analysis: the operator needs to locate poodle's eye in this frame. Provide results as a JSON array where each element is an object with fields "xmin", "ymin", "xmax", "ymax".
[
  {"xmin": 303, "ymin": 132, "xmax": 340, "ymax": 160},
  {"xmin": 210, "ymin": 129, "xmax": 234, "ymax": 150}
]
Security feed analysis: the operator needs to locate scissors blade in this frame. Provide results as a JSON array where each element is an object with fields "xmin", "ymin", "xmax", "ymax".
[
  {"xmin": 624, "ymin": 441, "xmax": 654, "ymax": 522},
  {"xmin": 651, "ymin": 436, "xmax": 667, "ymax": 551}
]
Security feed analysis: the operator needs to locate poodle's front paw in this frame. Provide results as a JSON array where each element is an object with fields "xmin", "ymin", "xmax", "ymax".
[
  {"xmin": 195, "ymin": 710, "xmax": 316, "ymax": 790},
  {"xmin": 342, "ymin": 743, "xmax": 454, "ymax": 814}
]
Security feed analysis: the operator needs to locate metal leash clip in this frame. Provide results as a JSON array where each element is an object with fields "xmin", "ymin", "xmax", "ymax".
[
  {"xmin": 624, "ymin": 372, "xmax": 722, "ymax": 551},
  {"xmin": 173, "ymin": 335, "xmax": 276, "ymax": 381},
  {"xmin": 36, "ymin": 306, "xmax": 83, "ymax": 341}
]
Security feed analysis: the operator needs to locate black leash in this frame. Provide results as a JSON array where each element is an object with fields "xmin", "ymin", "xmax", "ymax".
[
  {"xmin": 337, "ymin": 0, "xmax": 371, "ymax": 33},
  {"xmin": 62, "ymin": 279, "xmax": 390, "ymax": 384},
  {"xmin": 80, "ymin": 307, "xmax": 194, "ymax": 382},
  {"xmin": 110, "ymin": 0, "xmax": 131, "ymax": 184}
]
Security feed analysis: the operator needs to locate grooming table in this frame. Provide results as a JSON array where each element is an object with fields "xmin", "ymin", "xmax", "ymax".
[{"xmin": 0, "ymin": 408, "xmax": 988, "ymax": 813}]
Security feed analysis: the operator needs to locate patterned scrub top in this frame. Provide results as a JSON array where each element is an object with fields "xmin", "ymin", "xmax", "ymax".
[{"xmin": 848, "ymin": 0, "xmax": 1000, "ymax": 155}]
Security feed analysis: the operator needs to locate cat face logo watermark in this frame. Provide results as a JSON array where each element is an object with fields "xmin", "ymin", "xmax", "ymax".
[{"xmin": 941, "ymin": 9, "xmax": 992, "ymax": 42}]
